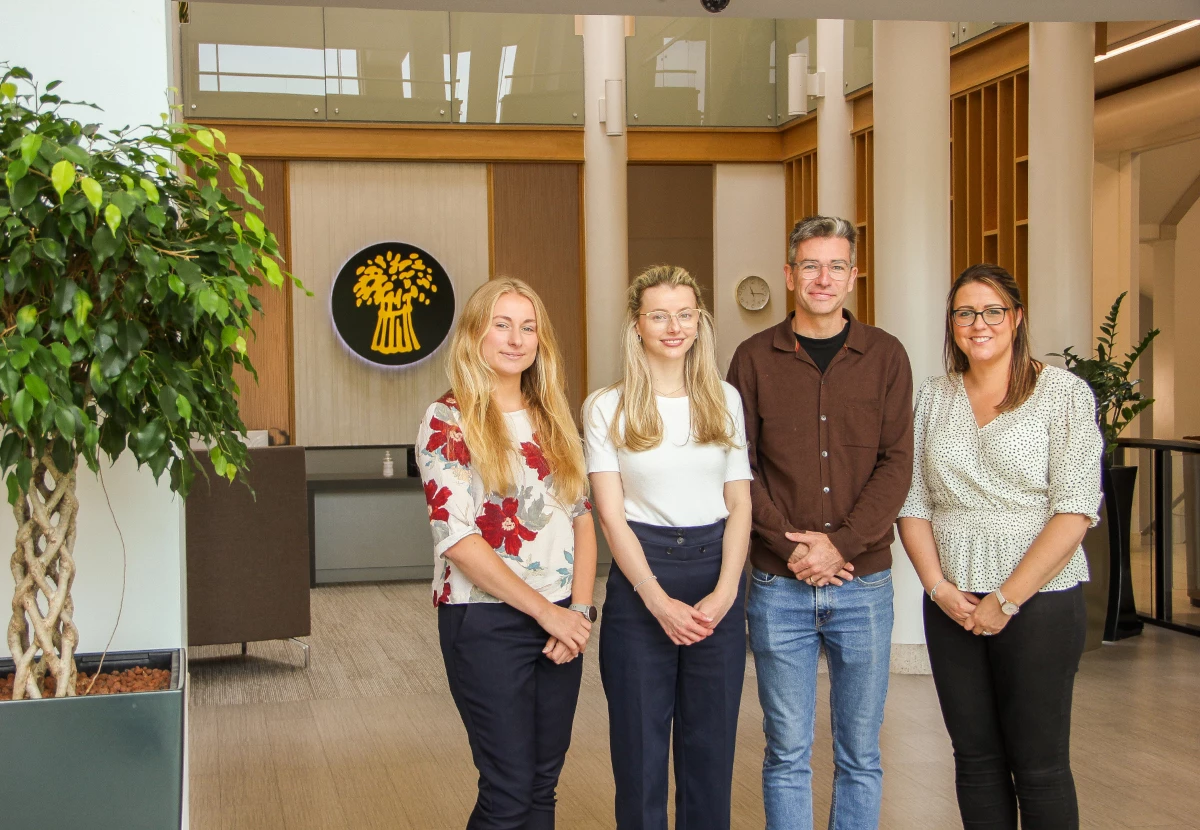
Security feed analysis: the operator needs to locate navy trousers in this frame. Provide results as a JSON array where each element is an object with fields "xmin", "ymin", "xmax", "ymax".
[
  {"xmin": 600, "ymin": 519, "xmax": 746, "ymax": 830},
  {"xmin": 439, "ymin": 599, "xmax": 584, "ymax": 830}
]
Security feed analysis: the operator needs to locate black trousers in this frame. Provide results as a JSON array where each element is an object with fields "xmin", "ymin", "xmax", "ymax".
[
  {"xmin": 924, "ymin": 584, "xmax": 1086, "ymax": 830},
  {"xmin": 439, "ymin": 599, "xmax": 584, "ymax": 830},
  {"xmin": 600, "ymin": 519, "xmax": 746, "ymax": 830}
]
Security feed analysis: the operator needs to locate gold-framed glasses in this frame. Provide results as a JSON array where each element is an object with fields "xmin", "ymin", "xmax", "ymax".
[
  {"xmin": 951, "ymin": 306, "xmax": 1010, "ymax": 327},
  {"xmin": 791, "ymin": 260, "xmax": 851, "ymax": 281},
  {"xmin": 639, "ymin": 308, "xmax": 700, "ymax": 329}
]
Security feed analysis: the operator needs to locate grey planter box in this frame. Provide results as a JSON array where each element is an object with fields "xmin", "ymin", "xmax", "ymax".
[{"xmin": 0, "ymin": 648, "xmax": 184, "ymax": 829}]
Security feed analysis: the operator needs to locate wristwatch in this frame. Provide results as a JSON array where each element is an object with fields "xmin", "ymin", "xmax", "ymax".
[
  {"xmin": 569, "ymin": 603, "xmax": 598, "ymax": 622},
  {"xmin": 994, "ymin": 588, "xmax": 1020, "ymax": 616}
]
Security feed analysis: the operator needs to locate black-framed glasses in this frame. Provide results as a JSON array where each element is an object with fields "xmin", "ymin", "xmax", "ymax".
[{"xmin": 951, "ymin": 306, "xmax": 1011, "ymax": 327}]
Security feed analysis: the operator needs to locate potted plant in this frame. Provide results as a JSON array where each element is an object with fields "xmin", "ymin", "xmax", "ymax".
[
  {"xmin": 0, "ymin": 66, "xmax": 295, "ymax": 825},
  {"xmin": 1052, "ymin": 291, "xmax": 1158, "ymax": 642}
]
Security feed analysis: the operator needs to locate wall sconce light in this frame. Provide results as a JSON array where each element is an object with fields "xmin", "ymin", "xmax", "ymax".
[
  {"xmin": 599, "ymin": 79, "xmax": 625, "ymax": 136},
  {"xmin": 787, "ymin": 53, "xmax": 825, "ymax": 116}
]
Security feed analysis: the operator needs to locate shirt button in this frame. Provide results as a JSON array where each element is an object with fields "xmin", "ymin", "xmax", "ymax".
[
  {"xmin": 823, "ymin": 486, "xmax": 830, "ymax": 493},
  {"xmin": 820, "ymin": 415, "xmax": 827, "ymax": 422},
  {"xmin": 666, "ymin": 548, "xmax": 674, "ymax": 555},
  {"xmin": 822, "ymin": 451, "xmax": 828, "ymax": 458},
  {"xmin": 677, "ymin": 536, "xmax": 685, "ymax": 544},
  {"xmin": 824, "ymin": 522, "xmax": 831, "ymax": 528}
]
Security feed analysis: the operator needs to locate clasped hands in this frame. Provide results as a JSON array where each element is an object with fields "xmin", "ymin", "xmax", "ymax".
[
  {"xmin": 932, "ymin": 582, "xmax": 1011, "ymax": 637},
  {"xmin": 540, "ymin": 604, "xmax": 592, "ymax": 665},
  {"xmin": 786, "ymin": 531, "xmax": 854, "ymax": 586}
]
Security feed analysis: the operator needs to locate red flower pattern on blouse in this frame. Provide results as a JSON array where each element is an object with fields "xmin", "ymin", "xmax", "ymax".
[
  {"xmin": 424, "ymin": 480, "xmax": 452, "ymax": 522},
  {"xmin": 476, "ymin": 497, "xmax": 538, "ymax": 556},
  {"xmin": 520, "ymin": 437, "xmax": 551, "ymax": 481},
  {"xmin": 433, "ymin": 564, "xmax": 452, "ymax": 606},
  {"xmin": 426, "ymin": 415, "xmax": 470, "ymax": 466}
]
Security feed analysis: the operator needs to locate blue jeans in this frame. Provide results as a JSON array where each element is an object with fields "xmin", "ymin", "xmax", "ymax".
[{"xmin": 746, "ymin": 567, "xmax": 894, "ymax": 830}]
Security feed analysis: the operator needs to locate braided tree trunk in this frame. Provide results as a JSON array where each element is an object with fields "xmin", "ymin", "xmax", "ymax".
[{"xmin": 6, "ymin": 453, "xmax": 79, "ymax": 700}]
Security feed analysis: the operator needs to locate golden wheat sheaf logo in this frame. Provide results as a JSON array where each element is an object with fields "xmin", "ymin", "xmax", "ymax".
[{"xmin": 332, "ymin": 242, "xmax": 455, "ymax": 367}]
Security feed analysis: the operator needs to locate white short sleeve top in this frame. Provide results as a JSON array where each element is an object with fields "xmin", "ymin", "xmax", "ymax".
[
  {"xmin": 583, "ymin": 381, "xmax": 753, "ymax": 527},
  {"xmin": 899, "ymin": 365, "xmax": 1103, "ymax": 592}
]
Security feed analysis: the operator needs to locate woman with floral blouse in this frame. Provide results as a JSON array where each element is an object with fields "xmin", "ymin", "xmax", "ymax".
[{"xmin": 418, "ymin": 277, "xmax": 596, "ymax": 830}]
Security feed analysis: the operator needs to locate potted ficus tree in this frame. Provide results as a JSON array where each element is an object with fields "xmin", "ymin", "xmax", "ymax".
[
  {"xmin": 1052, "ymin": 291, "xmax": 1158, "ymax": 643},
  {"xmin": 0, "ymin": 66, "xmax": 295, "ymax": 825}
]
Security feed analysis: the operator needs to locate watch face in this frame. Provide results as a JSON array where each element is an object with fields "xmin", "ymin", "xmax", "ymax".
[
  {"xmin": 735, "ymin": 275, "xmax": 770, "ymax": 311},
  {"xmin": 587, "ymin": 606, "xmax": 598, "ymax": 622}
]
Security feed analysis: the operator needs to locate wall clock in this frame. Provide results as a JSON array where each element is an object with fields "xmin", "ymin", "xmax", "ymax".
[{"xmin": 735, "ymin": 275, "xmax": 771, "ymax": 311}]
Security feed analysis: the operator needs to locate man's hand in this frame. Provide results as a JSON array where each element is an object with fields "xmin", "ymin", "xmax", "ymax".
[{"xmin": 786, "ymin": 531, "xmax": 854, "ymax": 586}]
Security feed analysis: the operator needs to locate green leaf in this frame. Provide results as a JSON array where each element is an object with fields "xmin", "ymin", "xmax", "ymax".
[
  {"xmin": 145, "ymin": 204, "xmax": 167, "ymax": 228},
  {"xmin": 139, "ymin": 178, "xmax": 160, "ymax": 203},
  {"xmin": 111, "ymin": 190, "xmax": 137, "ymax": 217},
  {"xmin": 50, "ymin": 343, "xmax": 72, "ymax": 367},
  {"xmin": 12, "ymin": 390, "xmax": 33, "ymax": 429},
  {"xmin": 158, "ymin": 385, "xmax": 181, "ymax": 421},
  {"xmin": 211, "ymin": 127, "xmax": 226, "ymax": 145},
  {"xmin": 9, "ymin": 351, "xmax": 30, "ymax": 371},
  {"xmin": 135, "ymin": 420, "xmax": 169, "ymax": 458},
  {"xmin": 247, "ymin": 164, "xmax": 264, "ymax": 188},
  {"xmin": 195, "ymin": 129, "xmax": 215, "ymax": 150},
  {"xmin": 59, "ymin": 144, "xmax": 90, "ymax": 166},
  {"xmin": 10, "ymin": 176, "xmax": 38, "ymax": 209},
  {"xmin": 20, "ymin": 133, "xmax": 43, "ymax": 165},
  {"xmin": 261, "ymin": 256, "xmax": 283, "ymax": 287},
  {"xmin": 176, "ymin": 394, "xmax": 193, "ymax": 423},
  {"xmin": 51, "ymin": 159, "xmax": 76, "ymax": 200},
  {"xmin": 104, "ymin": 202, "xmax": 122, "ymax": 233},
  {"xmin": 244, "ymin": 212, "xmax": 265, "ymax": 240},
  {"xmin": 228, "ymin": 164, "xmax": 248, "ymax": 189},
  {"xmin": 73, "ymin": 289, "xmax": 93, "ymax": 327},
  {"xmin": 23, "ymin": 374, "xmax": 50, "ymax": 405},
  {"xmin": 6, "ymin": 158, "xmax": 28, "ymax": 185},
  {"xmin": 15, "ymin": 305, "xmax": 38, "ymax": 335},
  {"xmin": 228, "ymin": 152, "xmax": 242, "ymax": 167},
  {"xmin": 0, "ymin": 82, "xmax": 17, "ymax": 101},
  {"xmin": 54, "ymin": 407, "xmax": 77, "ymax": 437},
  {"xmin": 210, "ymin": 447, "xmax": 228, "ymax": 477},
  {"xmin": 168, "ymin": 273, "xmax": 185, "ymax": 297},
  {"xmin": 198, "ymin": 288, "xmax": 220, "ymax": 315},
  {"xmin": 88, "ymin": 359, "xmax": 110, "ymax": 394},
  {"xmin": 221, "ymin": 326, "xmax": 238, "ymax": 348},
  {"xmin": 80, "ymin": 176, "xmax": 103, "ymax": 210},
  {"xmin": 235, "ymin": 336, "xmax": 247, "ymax": 355}
]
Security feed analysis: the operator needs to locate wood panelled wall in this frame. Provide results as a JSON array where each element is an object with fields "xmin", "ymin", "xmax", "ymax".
[
  {"xmin": 288, "ymin": 161, "xmax": 490, "ymax": 447},
  {"xmin": 784, "ymin": 151, "xmax": 818, "ymax": 315},
  {"xmin": 489, "ymin": 163, "xmax": 587, "ymax": 416},
  {"xmin": 852, "ymin": 128, "xmax": 876, "ymax": 325},
  {"xmin": 950, "ymin": 70, "xmax": 1030, "ymax": 298},
  {"xmin": 627, "ymin": 164, "xmax": 715, "ymax": 314},
  {"xmin": 216, "ymin": 158, "xmax": 295, "ymax": 438}
]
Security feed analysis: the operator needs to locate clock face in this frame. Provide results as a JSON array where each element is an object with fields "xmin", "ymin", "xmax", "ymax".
[{"xmin": 736, "ymin": 275, "xmax": 771, "ymax": 311}]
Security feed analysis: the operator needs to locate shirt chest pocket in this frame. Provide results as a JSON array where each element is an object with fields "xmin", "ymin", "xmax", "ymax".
[{"xmin": 840, "ymin": 400, "xmax": 883, "ymax": 448}]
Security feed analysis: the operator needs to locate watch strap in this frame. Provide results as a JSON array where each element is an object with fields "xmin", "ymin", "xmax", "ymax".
[
  {"xmin": 994, "ymin": 589, "xmax": 1020, "ymax": 616},
  {"xmin": 569, "ymin": 603, "xmax": 597, "ymax": 622}
]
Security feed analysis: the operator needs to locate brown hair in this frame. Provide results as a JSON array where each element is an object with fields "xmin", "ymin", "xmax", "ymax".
[{"xmin": 944, "ymin": 263, "xmax": 1042, "ymax": 412}]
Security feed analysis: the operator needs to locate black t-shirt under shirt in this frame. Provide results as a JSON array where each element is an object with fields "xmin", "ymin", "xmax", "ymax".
[{"xmin": 795, "ymin": 322, "xmax": 850, "ymax": 374}]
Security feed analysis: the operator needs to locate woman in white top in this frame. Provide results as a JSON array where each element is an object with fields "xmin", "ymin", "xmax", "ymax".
[
  {"xmin": 584, "ymin": 265, "xmax": 753, "ymax": 830},
  {"xmin": 898, "ymin": 263, "xmax": 1103, "ymax": 830},
  {"xmin": 417, "ymin": 277, "xmax": 597, "ymax": 830}
]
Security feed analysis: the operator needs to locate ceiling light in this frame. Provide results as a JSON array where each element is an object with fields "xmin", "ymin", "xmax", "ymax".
[{"xmin": 1095, "ymin": 20, "xmax": 1200, "ymax": 63}]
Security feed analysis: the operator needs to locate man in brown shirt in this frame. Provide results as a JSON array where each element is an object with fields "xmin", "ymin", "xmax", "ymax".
[{"xmin": 726, "ymin": 215, "xmax": 913, "ymax": 830}]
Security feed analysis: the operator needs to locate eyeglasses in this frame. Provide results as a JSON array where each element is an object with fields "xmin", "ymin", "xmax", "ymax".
[
  {"xmin": 790, "ymin": 260, "xmax": 852, "ymax": 281},
  {"xmin": 951, "ymin": 307, "xmax": 1011, "ymax": 327},
  {"xmin": 639, "ymin": 309, "xmax": 700, "ymax": 329}
]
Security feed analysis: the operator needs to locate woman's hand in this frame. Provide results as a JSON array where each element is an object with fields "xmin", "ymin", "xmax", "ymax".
[
  {"xmin": 965, "ymin": 592, "xmax": 1013, "ymax": 637},
  {"xmin": 536, "ymin": 605, "xmax": 592, "ymax": 658},
  {"xmin": 934, "ymin": 582, "xmax": 980, "ymax": 626},
  {"xmin": 695, "ymin": 589, "xmax": 737, "ymax": 629},
  {"xmin": 543, "ymin": 636, "xmax": 580, "ymax": 664},
  {"xmin": 643, "ymin": 588, "xmax": 713, "ymax": 645}
]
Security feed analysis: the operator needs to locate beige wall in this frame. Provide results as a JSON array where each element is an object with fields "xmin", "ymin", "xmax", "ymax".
[
  {"xmin": 289, "ymin": 161, "xmax": 489, "ymax": 446},
  {"xmin": 713, "ymin": 163, "xmax": 787, "ymax": 373},
  {"xmin": 1176, "ymin": 201, "xmax": 1200, "ymax": 438}
]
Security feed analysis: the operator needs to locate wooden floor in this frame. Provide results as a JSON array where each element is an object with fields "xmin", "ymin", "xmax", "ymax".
[{"xmin": 188, "ymin": 580, "xmax": 1200, "ymax": 830}]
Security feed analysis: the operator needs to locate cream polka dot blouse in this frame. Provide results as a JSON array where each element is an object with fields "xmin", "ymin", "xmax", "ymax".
[{"xmin": 899, "ymin": 365, "xmax": 1104, "ymax": 593}]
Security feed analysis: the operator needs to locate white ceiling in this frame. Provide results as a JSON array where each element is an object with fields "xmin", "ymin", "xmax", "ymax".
[
  {"xmin": 198, "ymin": 0, "xmax": 1200, "ymax": 23},
  {"xmin": 1140, "ymin": 136, "xmax": 1200, "ymax": 225}
]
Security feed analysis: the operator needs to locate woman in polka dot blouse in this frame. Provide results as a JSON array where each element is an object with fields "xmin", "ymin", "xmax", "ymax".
[{"xmin": 898, "ymin": 263, "xmax": 1103, "ymax": 830}]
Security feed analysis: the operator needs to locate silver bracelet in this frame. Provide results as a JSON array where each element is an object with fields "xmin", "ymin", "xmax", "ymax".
[
  {"xmin": 633, "ymin": 574, "xmax": 659, "ymax": 594},
  {"xmin": 929, "ymin": 578, "xmax": 950, "ymax": 601}
]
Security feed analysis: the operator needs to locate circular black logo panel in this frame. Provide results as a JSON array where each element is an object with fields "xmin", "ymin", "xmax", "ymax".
[{"xmin": 331, "ymin": 242, "xmax": 456, "ymax": 367}]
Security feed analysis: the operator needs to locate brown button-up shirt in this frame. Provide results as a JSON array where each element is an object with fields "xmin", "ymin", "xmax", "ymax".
[{"xmin": 726, "ymin": 311, "xmax": 914, "ymax": 578}]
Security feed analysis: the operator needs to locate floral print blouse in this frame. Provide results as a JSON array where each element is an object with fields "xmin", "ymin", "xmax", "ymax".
[{"xmin": 418, "ymin": 393, "xmax": 591, "ymax": 606}]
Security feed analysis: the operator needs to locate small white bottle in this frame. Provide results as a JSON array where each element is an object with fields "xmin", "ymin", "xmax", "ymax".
[{"xmin": 382, "ymin": 450, "xmax": 394, "ymax": 478}]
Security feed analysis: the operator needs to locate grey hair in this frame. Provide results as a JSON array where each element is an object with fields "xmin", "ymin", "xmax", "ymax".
[{"xmin": 787, "ymin": 215, "xmax": 857, "ymax": 267}]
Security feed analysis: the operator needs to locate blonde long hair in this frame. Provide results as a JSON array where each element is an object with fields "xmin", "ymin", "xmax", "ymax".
[
  {"xmin": 447, "ymin": 278, "xmax": 587, "ymax": 505},
  {"xmin": 602, "ymin": 265, "xmax": 737, "ymax": 452}
]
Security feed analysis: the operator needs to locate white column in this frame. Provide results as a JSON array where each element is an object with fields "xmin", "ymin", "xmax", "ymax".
[
  {"xmin": 872, "ymin": 21, "xmax": 951, "ymax": 660},
  {"xmin": 1028, "ymin": 23, "xmax": 1095, "ymax": 363},
  {"xmin": 583, "ymin": 16, "xmax": 629, "ymax": 392},
  {"xmin": 816, "ymin": 19, "xmax": 858, "ymax": 317},
  {"xmin": 815, "ymin": 19, "xmax": 855, "ymax": 224}
]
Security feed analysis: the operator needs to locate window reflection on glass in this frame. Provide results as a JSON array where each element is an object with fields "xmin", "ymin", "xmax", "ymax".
[
  {"xmin": 654, "ymin": 37, "xmax": 706, "ymax": 113},
  {"xmin": 325, "ymin": 49, "xmax": 360, "ymax": 96},
  {"xmin": 195, "ymin": 43, "xmax": 325, "ymax": 96},
  {"xmin": 451, "ymin": 13, "xmax": 583, "ymax": 124}
]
